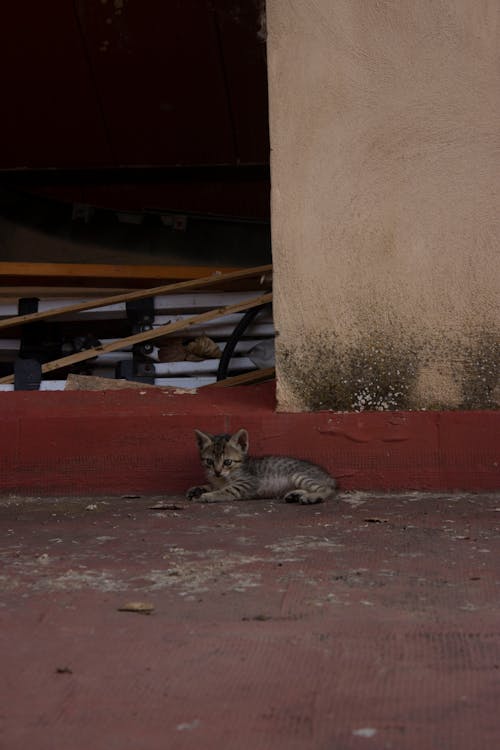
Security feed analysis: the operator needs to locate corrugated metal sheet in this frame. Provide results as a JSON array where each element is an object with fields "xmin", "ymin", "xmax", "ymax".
[{"xmin": 0, "ymin": 0, "xmax": 269, "ymax": 170}]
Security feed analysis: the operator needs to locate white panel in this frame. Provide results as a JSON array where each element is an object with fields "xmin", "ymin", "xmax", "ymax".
[{"xmin": 153, "ymin": 358, "xmax": 255, "ymax": 376}]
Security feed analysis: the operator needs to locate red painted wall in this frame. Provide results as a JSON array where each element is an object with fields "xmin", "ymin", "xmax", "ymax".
[{"xmin": 0, "ymin": 384, "xmax": 498, "ymax": 495}]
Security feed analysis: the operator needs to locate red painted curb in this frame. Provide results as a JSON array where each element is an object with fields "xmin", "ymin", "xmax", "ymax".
[{"xmin": 0, "ymin": 383, "xmax": 498, "ymax": 494}]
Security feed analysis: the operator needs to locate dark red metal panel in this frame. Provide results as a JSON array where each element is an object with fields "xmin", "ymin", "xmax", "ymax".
[
  {"xmin": 0, "ymin": 1, "xmax": 269, "ymax": 172},
  {"xmin": 74, "ymin": 0, "xmax": 236, "ymax": 166},
  {"xmin": 213, "ymin": 0, "xmax": 270, "ymax": 164},
  {"xmin": 0, "ymin": 1, "xmax": 270, "ymax": 214},
  {"xmin": 0, "ymin": 2, "xmax": 111, "ymax": 168},
  {"xmin": 75, "ymin": 173, "xmax": 270, "ymax": 216}
]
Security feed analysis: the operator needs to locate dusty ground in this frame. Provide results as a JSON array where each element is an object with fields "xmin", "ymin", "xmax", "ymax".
[{"xmin": 1, "ymin": 491, "xmax": 499, "ymax": 749}]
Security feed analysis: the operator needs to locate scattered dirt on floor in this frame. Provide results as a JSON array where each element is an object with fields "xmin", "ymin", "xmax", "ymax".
[{"xmin": 1, "ymin": 492, "xmax": 499, "ymax": 749}]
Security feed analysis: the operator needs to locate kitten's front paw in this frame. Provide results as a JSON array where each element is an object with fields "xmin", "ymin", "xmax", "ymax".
[{"xmin": 186, "ymin": 486, "xmax": 208, "ymax": 501}]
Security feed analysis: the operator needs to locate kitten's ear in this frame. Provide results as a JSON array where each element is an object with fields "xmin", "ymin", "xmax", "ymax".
[
  {"xmin": 230, "ymin": 428, "xmax": 249, "ymax": 454},
  {"xmin": 194, "ymin": 429, "xmax": 212, "ymax": 451}
]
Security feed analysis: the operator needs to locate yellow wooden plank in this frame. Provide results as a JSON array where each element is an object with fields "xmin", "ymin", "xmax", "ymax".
[
  {"xmin": 0, "ymin": 264, "xmax": 272, "ymax": 331},
  {"xmin": 207, "ymin": 367, "xmax": 276, "ymax": 388},
  {"xmin": 0, "ymin": 262, "xmax": 237, "ymax": 282}
]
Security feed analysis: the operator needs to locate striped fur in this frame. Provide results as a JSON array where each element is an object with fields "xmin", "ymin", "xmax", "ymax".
[{"xmin": 187, "ymin": 428, "xmax": 337, "ymax": 504}]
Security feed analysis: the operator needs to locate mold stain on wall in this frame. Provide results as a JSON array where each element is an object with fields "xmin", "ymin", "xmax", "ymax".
[
  {"xmin": 278, "ymin": 331, "xmax": 419, "ymax": 412},
  {"xmin": 460, "ymin": 332, "xmax": 499, "ymax": 410},
  {"xmin": 277, "ymin": 329, "xmax": 499, "ymax": 412}
]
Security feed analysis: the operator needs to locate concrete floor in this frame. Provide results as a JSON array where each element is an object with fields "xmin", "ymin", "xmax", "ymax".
[{"xmin": 1, "ymin": 491, "xmax": 499, "ymax": 749}]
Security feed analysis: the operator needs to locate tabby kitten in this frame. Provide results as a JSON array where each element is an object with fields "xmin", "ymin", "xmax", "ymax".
[{"xmin": 187, "ymin": 428, "xmax": 337, "ymax": 504}]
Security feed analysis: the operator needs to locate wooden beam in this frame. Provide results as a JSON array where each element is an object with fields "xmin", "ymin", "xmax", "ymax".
[
  {"xmin": 0, "ymin": 261, "xmax": 238, "ymax": 283},
  {"xmin": 0, "ymin": 292, "xmax": 273, "ymax": 384},
  {"xmin": 207, "ymin": 367, "xmax": 276, "ymax": 388},
  {"xmin": 0, "ymin": 264, "xmax": 272, "ymax": 332},
  {"xmin": 0, "ymin": 262, "xmax": 274, "ymax": 290}
]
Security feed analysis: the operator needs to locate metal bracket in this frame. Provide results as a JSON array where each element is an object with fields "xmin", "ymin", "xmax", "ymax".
[
  {"xmin": 18, "ymin": 297, "xmax": 40, "ymax": 316},
  {"xmin": 121, "ymin": 297, "xmax": 156, "ymax": 383},
  {"xmin": 16, "ymin": 297, "xmax": 63, "ymax": 388},
  {"xmin": 126, "ymin": 297, "xmax": 155, "ymax": 328},
  {"xmin": 14, "ymin": 358, "xmax": 42, "ymax": 391},
  {"xmin": 115, "ymin": 359, "xmax": 155, "ymax": 385}
]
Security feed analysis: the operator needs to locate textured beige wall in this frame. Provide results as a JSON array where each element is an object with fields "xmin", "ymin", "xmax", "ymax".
[{"xmin": 267, "ymin": 0, "xmax": 499, "ymax": 411}]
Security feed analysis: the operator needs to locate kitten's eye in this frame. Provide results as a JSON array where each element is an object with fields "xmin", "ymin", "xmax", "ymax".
[
  {"xmin": 223, "ymin": 459, "xmax": 232, "ymax": 466},
  {"xmin": 205, "ymin": 459, "xmax": 214, "ymax": 466}
]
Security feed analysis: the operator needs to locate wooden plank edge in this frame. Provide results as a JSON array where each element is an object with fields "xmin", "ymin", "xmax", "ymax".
[
  {"xmin": 206, "ymin": 367, "xmax": 276, "ymax": 388},
  {"xmin": 0, "ymin": 264, "xmax": 272, "ymax": 331},
  {"xmin": 0, "ymin": 262, "xmax": 238, "ymax": 282}
]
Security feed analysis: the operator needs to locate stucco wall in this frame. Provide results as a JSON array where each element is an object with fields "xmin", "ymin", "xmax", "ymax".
[{"xmin": 267, "ymin": 0, "xmax": 499, "ymax": 411}]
